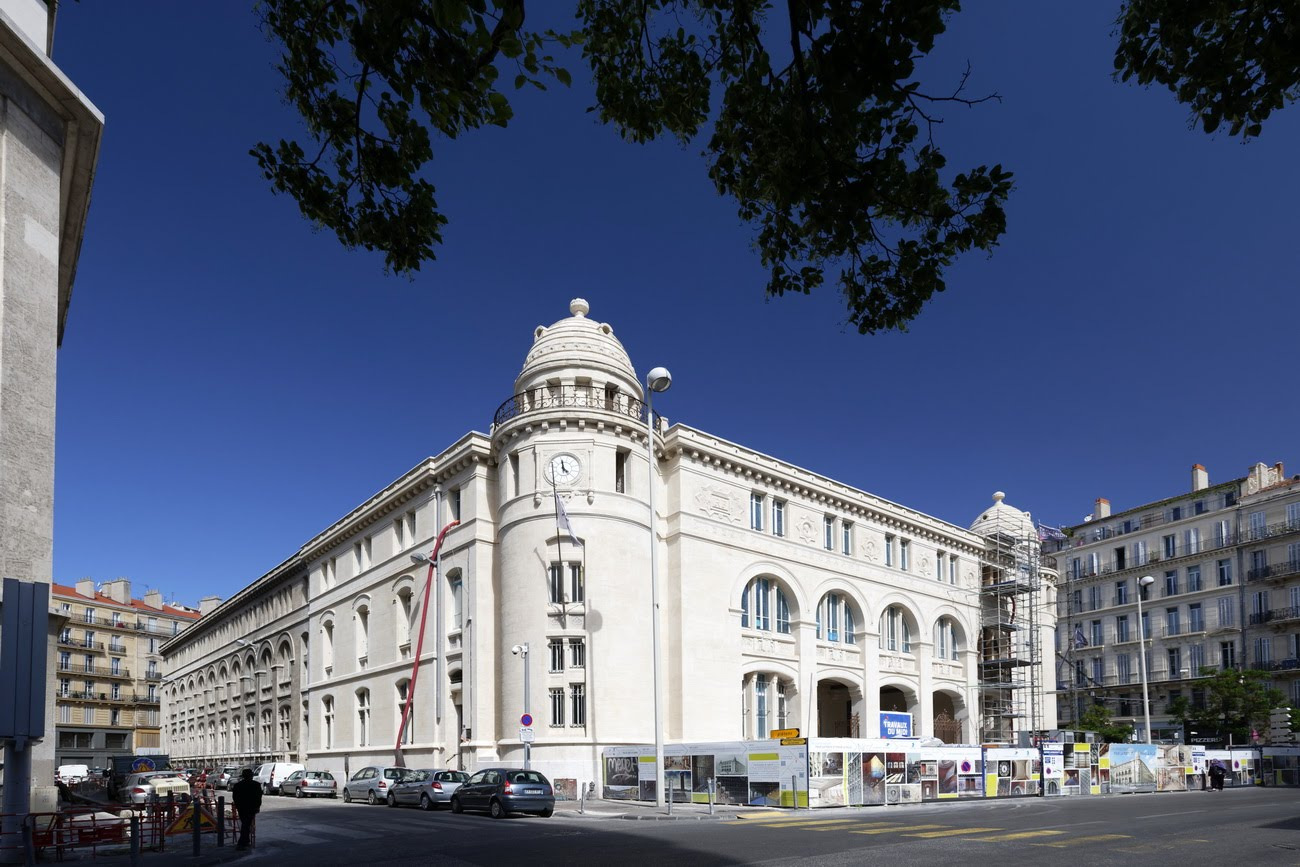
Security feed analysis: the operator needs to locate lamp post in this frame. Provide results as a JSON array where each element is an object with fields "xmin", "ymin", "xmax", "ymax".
[
  {"xmin": 511, "ymin": 643, "xmax": 530, "ymax": 769},
  {"xmin": 645, "ymin": 366, "xmax": 672, "ymax": 808},
  {"xmin": 1136, "ymin": 575, "xmax": 1156, "ymax": 743}
]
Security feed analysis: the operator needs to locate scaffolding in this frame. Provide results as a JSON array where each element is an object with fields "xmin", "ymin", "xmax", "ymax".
[{"xmin": 977, "ymin": 511, "xmax": 1043, "ymax": 744}]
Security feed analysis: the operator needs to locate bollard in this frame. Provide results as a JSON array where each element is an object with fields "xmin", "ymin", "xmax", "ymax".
[
  {"xmin": 192, "ymin": 796, "xmax": 202, "ymax": 857},
  {"xmin": 579, "ymin": 782, "xmax": 585, "ymax": 815},
  {"xmin": 791, "ymin": 775, "xmax": 797, "ymax": 810},
  {"xmin": 217, "ymin": 797, "xmax": 225, "ymax": 847},
  {"xmin": 130, "ymin": 815, "xmax": 141, "ymax": 867},
  {"xmin": 666, "ymin": 775, "xmax": 673, "ymax": 816},
  {"xmin": 708, "ymin": 777, "xmax": 715, "ymax": 816}
]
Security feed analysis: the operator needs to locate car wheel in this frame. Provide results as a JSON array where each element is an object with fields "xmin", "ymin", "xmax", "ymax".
[
  {"xmin": 367, "ymin": 790, "xmax": 379, "ymax": 806},
  {"xmin": 420, "ymin": 794, "xmax": 432, "ymax": 812},
  {"xmin": 450, "ymin": 796, "xmax": 463, "ymax": 814},
  {"xmin": 342, "ymin": 788, "xmax": 352, "ymax": 804},
  {"xmin": 386, "ymin": 793, "xmax": 397, "ymax": 808},
  {"xmin": 540, "ymin": 807, "xmax": 554, "ymax": 818},
  {"xmin": 489, "ymin": 798, "xmax": 509, "ymax": 819},
  {"xmin": 295, "ymin": 787, "xmax": 304, "ymax": 799}
]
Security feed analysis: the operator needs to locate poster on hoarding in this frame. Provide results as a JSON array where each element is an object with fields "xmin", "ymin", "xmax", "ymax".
[{"xmin": 1107, "ymin": 744, "xmax": 1158, "ymax": 793}]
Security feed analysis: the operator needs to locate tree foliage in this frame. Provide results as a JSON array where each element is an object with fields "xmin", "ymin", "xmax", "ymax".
[
  {"xmin": 1115, "ymin": 0, "xmax": 1300, "ymax": 138},
  {"xmin": 1166, "ymin": 668, "xmax": 1288, "ymax": 742},
  {"xmin": 253, "ymin": 0, "xmax": 1011, "ymax": 334},
  {"xmin": 1078, "ymin": 702, "xmax": 1134, "ymax": 744}
]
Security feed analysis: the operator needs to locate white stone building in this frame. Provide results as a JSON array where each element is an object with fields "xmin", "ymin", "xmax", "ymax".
[{"xmin": 162, "ymin": 300, "xmax": 1056, "ymax": 784}]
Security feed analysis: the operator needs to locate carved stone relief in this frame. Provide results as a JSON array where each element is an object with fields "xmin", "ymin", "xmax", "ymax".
[{"xmin": 694, "ymin": 484, "xmax": 741, "ymax": 524}]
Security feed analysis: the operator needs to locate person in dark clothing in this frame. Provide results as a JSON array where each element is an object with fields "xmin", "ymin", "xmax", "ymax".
[
  {"xmin": 1208, "ymin": 760, "xmax": 1227, "ymax": 791},
  {"xmin": 230, "ymin": 768, "xmax": 262, "ymax": 850}
]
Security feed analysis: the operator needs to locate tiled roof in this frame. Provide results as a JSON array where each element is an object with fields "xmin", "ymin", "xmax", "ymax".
[{"xmin": 51, "ymin": 583, "xmax": 202, "ymax": 621}]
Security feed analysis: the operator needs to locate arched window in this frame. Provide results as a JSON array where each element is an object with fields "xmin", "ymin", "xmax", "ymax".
[
  {"xmin": 322, "ymin": 696, "xmax": 334, "ymax": 749},
  {"xmin": 356, "ymin": 689, "xmax": 371, "ymax": 747},
  {"xmin": 447, "ymin": 569, "xmax": 463, "ymax": 631},
  {"xmin": 879, "ymin": 606, "xmax": 912, "ymax": 653},
  {"xmin": 355, "ymin": 605, "xmax": 370, "ymax": 661},
  {"xmin": 740, "ymin": 577, "xmax": 791, "ymax": 634},
  {"xmin": 816, "ymin": 593, "xmax": 856, "ymax": 644},
  {"xmin": 934, "ymin": 617, "xmax": 962, "ymax": 660},
  {"xmin": 321, "ymin": 618, "xmax": 335, "ymax": 672}
]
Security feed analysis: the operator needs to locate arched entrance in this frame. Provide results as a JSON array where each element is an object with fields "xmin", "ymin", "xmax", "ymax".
[
  {"xmin": 879, "ymin": 684, "xmax": 919, "ymax": 737},
  {"xmin": 816, "ymin": 678, "xmax": 861, "ymax": 737},
  {"xmin": 932, "ymin": 690, "xmax": 965, "ymax": 743}
]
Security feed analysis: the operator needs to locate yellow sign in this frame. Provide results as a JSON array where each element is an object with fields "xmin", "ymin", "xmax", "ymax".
[
  {"xmin": 769, "ymin": 728, "xmax": 800, "ymax": 739},
  {"xmin": 780, "ymin": 737, "xmax": 807, "ymax": 746},
  {"xmin": 165, "ymin": 805, "xmax": 218, "ymax": 835}
]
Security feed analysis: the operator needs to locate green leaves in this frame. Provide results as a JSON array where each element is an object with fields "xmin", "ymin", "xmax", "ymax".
[{"xmin": 1114, "ymin": 1, "xmax": 1300, "ymax": 139}]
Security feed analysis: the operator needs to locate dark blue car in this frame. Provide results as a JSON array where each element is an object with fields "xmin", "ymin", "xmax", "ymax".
[{"xmin": 450, "ymin": 768, "xmax": 554, "ymax": 818}]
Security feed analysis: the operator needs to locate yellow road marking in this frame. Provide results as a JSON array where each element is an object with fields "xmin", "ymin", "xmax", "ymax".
[
  {"xmin": 737, "ymin": 813, "xmax": 824, "ymax": 823},
  {"xmin": 752, "ymin": 818, "xmax": 870, "ymax": 828},
  {"xmin": 851, "ymin": 824, "xmax": 948, "ymax": 835},
  {"xmin": 905, "ymin": 827, "xmax": 1003, "ymax": 838},
  {"xmin": 808, "ymin": 822, "xmax": 898, "ymax": 832},
  {"xmin": 1031, "ymin": 834, "xmax": 1131, "ymax": 848},
  {"xmin": 971, "ymin": 830, "xmax": 1067, "ymax": 842}
]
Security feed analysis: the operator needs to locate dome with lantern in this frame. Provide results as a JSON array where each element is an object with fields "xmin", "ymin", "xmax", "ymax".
[
  {"xmin": 513, "ymin": 298, "xmax": 642, "ymax": 398},
  {"xmin": 969, "ymin": 491, "xmax": 1038, "ymax": 541}
]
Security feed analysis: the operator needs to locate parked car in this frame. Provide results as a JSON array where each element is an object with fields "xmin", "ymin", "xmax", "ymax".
[
  {"xmin": 278, "ymin": 770, "xmax": 337, "ymax": 798},
  {"xmin": 57, "ymin": 764, "xmax": 90, "ymax": 785},
  {"xmin": 212, "ymin": 766, "xmax": 241, "ymax": 789},
  {"xmin": 385, "ymin": 769, "xmax": 469, "ymax": 810},
  {"xmin": 449, "ymin": 768, "xmax": 554, "ymax": 818},
  {"xmin": 253, "ymin": 762, "xmax": 305, "ymax": 795},
  {"xmin": 342, "ymin": 766, "xmax": 407, "ymax": 805},
  {"xmin": 123, "ymin": 771, "xmax": 191, "ymax": 805}
]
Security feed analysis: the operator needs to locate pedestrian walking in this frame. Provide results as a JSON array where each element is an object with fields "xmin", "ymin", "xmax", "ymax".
[
  {"xmin": 1208, "ymin": 760, "xmax": 1226, "ymax": 792},
  {"xmin": 231, "ymin": 768, "xmax": 262, "ymax": 850}
]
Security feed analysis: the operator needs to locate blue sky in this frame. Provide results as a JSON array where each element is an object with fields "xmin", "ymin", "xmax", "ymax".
[{"xmin": 51, "ymin": 4, "xmax": 1300, "ymax": 605}]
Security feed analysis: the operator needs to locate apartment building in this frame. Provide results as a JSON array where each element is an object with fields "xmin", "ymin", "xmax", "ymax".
[
  {"xmin": 1052, "ymin": 462, "xmax": 1300, "ymax": 740},
  {"xmin": 51, "ymin": 579, "xmax": 204, "ymax": 767}
]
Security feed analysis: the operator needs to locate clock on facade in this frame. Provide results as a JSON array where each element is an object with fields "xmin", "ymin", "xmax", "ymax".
[{"xmin": 546, "ymin": 454, "xmax": 582, "ymax": 486}]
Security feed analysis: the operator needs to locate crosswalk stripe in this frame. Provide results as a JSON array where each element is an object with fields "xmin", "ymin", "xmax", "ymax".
[
  {"xmin": 737, "ymin": 813, "xmax": 821, "ymax": 823},
  {"xmin": 971, "ymin": 830, "xmax": 1067, "ymax": 842},
  {"xmin": 851, "ymin": 824, "xmax": 947, "ymax": 835},
  {"xmin": 752, "ymin": 818, "xmax": 870, "ymax": 828},
  {"xmin": 1031, "ymin": 834, "xmax": 1131, "ymax": 848},
  {"xmin": 904, "ymin": 827, "xmax": 1003, "ymax": 838},
  {"xmin": 809, "ymin": 822, "xmax": 898, "ymax": 832}
]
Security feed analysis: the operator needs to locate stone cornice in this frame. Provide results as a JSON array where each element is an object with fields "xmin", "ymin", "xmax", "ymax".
[{"xmin": 668, "ymin": 425, "xmax": 984, "ymax": 555}]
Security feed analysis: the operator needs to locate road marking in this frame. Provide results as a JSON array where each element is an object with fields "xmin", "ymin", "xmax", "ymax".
[
  {"xmin": 851, "ymin": 824, "xmax": 947, "ymax": 835},
  {"xmin": 808, "ymin": 822, "xmax": 898, "ymax": 832},
  {"xmin": 751, "ymin": 818, "xmax": 871, "ymax": 828},
  {"xmin": 971, "ymin": 830, "xmax": 1066, "ymax": 842},
  {"xmin": 1030, "ymin": 834, "xmax": 1131, "ymax": 848},
  {"xmin": 1136, "ymin": 810, "xmax": 1205, "ymax": 820},
  {"xmin": 738, "ymin": 813, "xmax": 825, "ymax": 823},
  {"xmin": 904, "ymin": 827, "xmax": 1003, "ymax": 838}
]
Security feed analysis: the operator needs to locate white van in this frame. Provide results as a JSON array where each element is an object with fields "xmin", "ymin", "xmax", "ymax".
[
  {"xmin": 57, "ymin": 764, "xmax": 90, "ymax": 784},
  {"xmin": 253, "ymin": 762, "xmax": 305, "ymax": 795}
]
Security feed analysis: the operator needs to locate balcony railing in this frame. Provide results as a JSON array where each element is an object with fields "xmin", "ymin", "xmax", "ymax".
[
  {"xmin": 57, "ymin": 662, "xmax": 132, "ymax": 679},
  {"xmin": 1247, "ymin": 559, "xmax": 1300, "ymax": 583},
  {"xmin": 1244, "ymin": 519, "xmax": 1300, "ymax": 543},
  {"xmin": 58, "ymin": 636, "xmax": 104, "ymax": 651},
  {"xmin": 492, "ymin": 385, "xmax": 660, "ymax": 430},
  {"xmin": 1249, "ymin": 658, "xmax": 1300, "ymax": 673},
  {"xmin": 1249, "ymin": 606, "xmax": 1300, "ymax": 626}
]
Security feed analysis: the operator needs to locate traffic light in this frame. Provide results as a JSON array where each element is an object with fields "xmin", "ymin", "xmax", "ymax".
[{"xmin": 1268, "ymin": 707, "xmax": 1294, "ymax": 744}]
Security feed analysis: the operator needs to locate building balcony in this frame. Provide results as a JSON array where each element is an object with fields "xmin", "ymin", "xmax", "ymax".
[
  {"xmin": 492, "ymin": 385, "xmax": 659, "ymax": 431},
  {"xmin": 132, "ymin": 621, "xmax": 179, "ymax": 638},
  {"xmin": 1244, "ymin": 519, "xmax": 1300, "ymax": 544},
  {"xmin": 58, "ymin": 636, "xmax": 104, "ymax": 651},
  {"xmin": 57, "ymin": 662, "xmax": 131, "ymax": 679},
  {"xmin": 145, "ymin": 671, "xmax": 162, "ymax": 682},
  {"xmin": 1162, "ymin": 623, "xmax": 1206, "ymax": 638},
  {"xmin": 1247, "ymin": 559, "xmax": 1300, "ymax": 584},
  {"xmin": 106, "ymin": 643, "xmax": 129, "ymax": 655},
  {"xmin": 1249, "ymin": 606, "xmax": 1300, "ymax": 627}
]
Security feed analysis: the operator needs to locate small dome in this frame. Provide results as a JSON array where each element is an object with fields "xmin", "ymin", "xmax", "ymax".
[
  {"xmin": 514, "ymin": 299, "xmax": 641, "ymax": 397},
  {"xmin": 970, "ymin": 491, "xmax": 1037, "ymax": 540}
]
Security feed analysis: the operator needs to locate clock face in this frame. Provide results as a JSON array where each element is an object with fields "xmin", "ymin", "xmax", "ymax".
[{"xmin": 547, "ymin": 454, "xmax": 581, "ymax": 486}]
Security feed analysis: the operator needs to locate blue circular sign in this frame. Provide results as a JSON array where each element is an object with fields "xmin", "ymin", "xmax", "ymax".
[{"xmin": 520, "ymin": 713, "xmax": 533, "ymax": 726}]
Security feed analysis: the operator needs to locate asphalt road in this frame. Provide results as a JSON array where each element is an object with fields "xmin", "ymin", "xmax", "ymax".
[{"xmin": 238, "ymin": 786, "xmax": 1300, "ymax": 866}]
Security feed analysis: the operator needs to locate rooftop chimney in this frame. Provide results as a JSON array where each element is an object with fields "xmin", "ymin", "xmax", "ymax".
[
  {"xmin": 143, "ymin": 589, "xmax": 163, "ymax": 610},
  {"xmin": 103, "ymin": 578, "xmax": 131, "ymax": 605},
  {"xmin": 75, "ymin": 578, "xmax": 95, "ymax": 598},
  {"xmin": 198, "ymin": 595, "xmax": 222, "ymax": 616},
  {"xmin": 1094, "ymin": 497, "xmax": 1111, "ymax": 519},
  {"xmin": 1192, "ymin": 464, "xmax": 1209, "ymax": 492}
]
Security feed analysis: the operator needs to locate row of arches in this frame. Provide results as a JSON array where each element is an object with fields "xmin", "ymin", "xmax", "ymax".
[{"xmin": 740, "ymin": 575, "xmax": 968, "ymax": 660}]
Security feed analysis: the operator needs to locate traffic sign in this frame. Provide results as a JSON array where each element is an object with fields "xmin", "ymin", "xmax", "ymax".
[
  {"xmin": 519, "ymin": 727, "xmax": 535, "ymax": 743},
  {"xmin": 520, "ymin": 713, "xmax": 533, "ymax": 727},
  {"xmin": 165, "ymin": 804, "xmax": 217, "ymax": 835}
]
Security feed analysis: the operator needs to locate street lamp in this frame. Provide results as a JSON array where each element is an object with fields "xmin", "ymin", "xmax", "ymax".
[
  {"xmin": 645, "ymin": 366, "xmax": 671, "ymax": 808},
  {"xmin": 511, "ymin": 643, "xmax": 530, "ymax": 769},
  {"xmin": 1137, "ymin": 575, "xmax": 1156, "ymax": 743}
]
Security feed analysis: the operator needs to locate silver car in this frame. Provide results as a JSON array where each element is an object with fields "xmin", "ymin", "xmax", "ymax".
[
  {"xmin": 386, "ymin": 769, "xmax": 469, "ymax": 810},
  {"xmin": 278, "ymin": 770, "xmax": 337, "ymax": 798}
]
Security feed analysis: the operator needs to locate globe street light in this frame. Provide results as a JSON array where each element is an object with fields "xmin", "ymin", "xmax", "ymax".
[
  {"xmin": 1137, "ymin": 575, "xmax": 1156, "ymax": 743},
  {"xmin": 511, "ymin": 643, "xmax": 531, "ymax": 769},
  {"xmin": 645, "ymin": 366, "xmax": 671, "ymax": 808}
]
